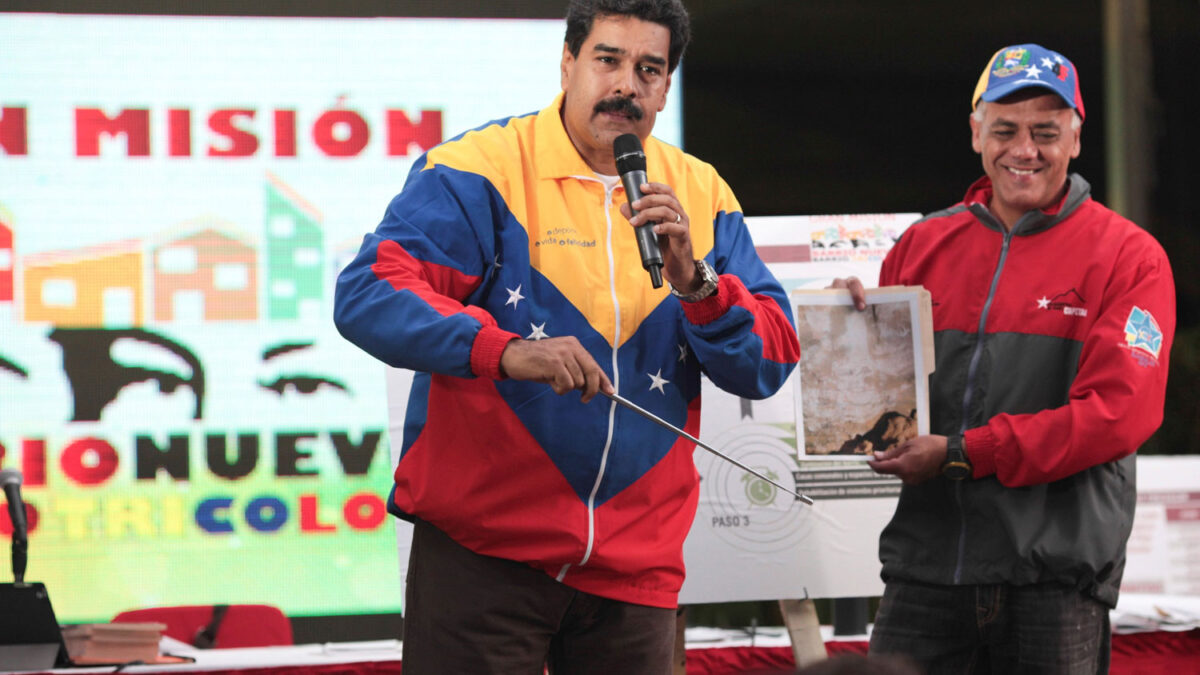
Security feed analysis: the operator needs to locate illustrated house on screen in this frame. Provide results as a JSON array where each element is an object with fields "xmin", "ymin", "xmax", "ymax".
[
  {"xmin": 23, "ymin": 239, "xmax": 143, "ymax": 327},
  {"xmin": 264, "ymin": 172, "xmax": 323, "ymax": 323},
  {"xmin": 0, "ymin": 205, "xmax": 14, "ymax": 306},
  {"xmin": 152, "ymin": 219, "xmax": 258, "ymax": 322}
]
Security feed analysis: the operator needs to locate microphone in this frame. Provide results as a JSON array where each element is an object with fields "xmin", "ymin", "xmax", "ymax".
[
  {"xmin": 1, "ymin": 468, "xmax": 28, "ymax": 584},
  {"xmin": 613, "ymin": 133, "xmax": 664, "ymax": 288}
]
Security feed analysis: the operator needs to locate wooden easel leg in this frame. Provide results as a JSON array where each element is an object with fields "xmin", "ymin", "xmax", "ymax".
[
  {"xmin": 778, "ymin": 598, "xmax": 825, "ymax": 667},
  {"xmin": 673, "ymin": 606, "xmax": 687, "ymax": 675}
]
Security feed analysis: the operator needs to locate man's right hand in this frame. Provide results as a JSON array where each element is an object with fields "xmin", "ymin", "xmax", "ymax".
[
  {"xmin": 829, "ymin": 276, "xmax": 867, "ymax": 311},
  {"xmin": 498, "ymin": 337, "xmax": 614, "ymax": 403}
]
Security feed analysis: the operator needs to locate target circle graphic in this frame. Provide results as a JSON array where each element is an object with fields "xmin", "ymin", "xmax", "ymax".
[{"xmin": 696, "ymin": 423, "xmax": 816, "ymax": 553}]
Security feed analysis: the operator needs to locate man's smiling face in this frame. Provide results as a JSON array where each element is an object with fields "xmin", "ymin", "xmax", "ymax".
[{"xmin": 970, "ymin": 90, "xmax": 1081, "ymax": 229}]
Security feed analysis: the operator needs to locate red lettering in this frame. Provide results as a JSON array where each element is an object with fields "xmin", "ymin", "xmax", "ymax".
[
  {"xmin": 387, "ymin": 109, "xmax": 442, "ymax": 156},
  {"xmin": 343, "ymin": 493, "xmax": 386, "ymax": 530},
  {"xmin": 60, "ymin": 437, "xmax": 119, "ymax": 485},
  {"xmin": 299, "ymin": 494, "xmax": 336, "ymax": 532},
  {"xmin": 1, "ymin": 439, "xmax": 46, "ymax": 486},
  {"xmin": 75, "ymin": 108, "xmax": 151, "ymax": 156},
  {"xmin": 312, "ymin": 109, "xmax": 369, "ymax": 157},
  {"xmin": 274, "ymin": 109, "xmax": 297, "ymax": 157},
  {"xmin": 207, "ymin": 109, "xmax": 259, "ymax": 157},
  {"xmin": 0, "ymin": 107, "xmax": 28, "ymax": 156},
  {"xmin": 168, "ymin": 108, "xmax": 192, "ymax": 157},
  {"xmin": 0, "ymin": 502, "xmax": 38, "ymax": 536},
  {"xmin": 22, "ymin": 439, "xmax": 46, "ymax": 487}
]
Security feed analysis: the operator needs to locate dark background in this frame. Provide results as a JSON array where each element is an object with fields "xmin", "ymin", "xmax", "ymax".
[{"xmin": 6, "ymin": 0, "xmax": 1197, "ymax": 640}]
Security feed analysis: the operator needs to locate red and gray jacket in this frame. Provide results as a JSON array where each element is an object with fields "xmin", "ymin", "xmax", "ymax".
[
  {"xmin": 334, "ymin": 94, "xmax": 799, "ymax": 608},
  {"xmin": 877, "ymin": 174, "xmax": 1175, "ymax": 606}
]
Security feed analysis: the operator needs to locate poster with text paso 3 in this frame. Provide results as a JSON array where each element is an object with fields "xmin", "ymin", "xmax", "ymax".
[
  {"xmin": 0, "ymin": 14, "xmax": 688, "ymax": 623},
  {"xmin": 680, "ymin": 213, "xmax": 920, "ymax": 603}
]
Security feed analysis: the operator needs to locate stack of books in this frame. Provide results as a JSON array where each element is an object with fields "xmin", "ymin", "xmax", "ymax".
[{"xmin": 61, "ymin": 622, "xmax": 166, "ymax": 665}]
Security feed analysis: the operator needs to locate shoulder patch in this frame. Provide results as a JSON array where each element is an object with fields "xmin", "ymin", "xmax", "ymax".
[{"xmin": 1123, "ymin": 306, "xmax": 1163, "ymax": 365}]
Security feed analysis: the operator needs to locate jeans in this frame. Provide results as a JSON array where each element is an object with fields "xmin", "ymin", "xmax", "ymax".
[{"xmin": 869, "ymin": 579, "xmax": 1110, "ymax": 674}]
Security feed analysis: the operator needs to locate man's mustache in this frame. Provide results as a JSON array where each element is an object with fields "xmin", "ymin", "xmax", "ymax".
[{"xmin": 593, "ymin": 97, "xmax": 644, "ymax": 121}]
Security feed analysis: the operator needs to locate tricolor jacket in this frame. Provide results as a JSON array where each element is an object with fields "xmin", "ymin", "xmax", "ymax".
[
  {"xmin": 334, "ymin": 94, "xmax": 799, "ymax": 608},
  {"xmin": 877, "ymin": 174, "xmax": 1175, "ymax": 606}
]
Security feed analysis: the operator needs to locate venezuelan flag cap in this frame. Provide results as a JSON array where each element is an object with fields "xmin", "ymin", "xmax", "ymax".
[{"xmin": 971, "ymin": 43, "xmax": 1084, "ymax": 121}]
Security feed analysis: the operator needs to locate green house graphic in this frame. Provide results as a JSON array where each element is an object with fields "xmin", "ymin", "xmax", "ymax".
[{"xmin": 264, "ymin": 173, "xmax": 324, "ymax": 322}]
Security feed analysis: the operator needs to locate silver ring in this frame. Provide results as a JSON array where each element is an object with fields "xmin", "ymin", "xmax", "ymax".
[{"xmin": 674, "ymin": 212, "xmax": 682, "ymax": 224}]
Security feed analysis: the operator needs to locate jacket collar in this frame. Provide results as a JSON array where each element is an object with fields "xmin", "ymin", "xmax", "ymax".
[
  {"xmin": 534, "ymin": 92, "xmax": 603, "ymax": 181},
  {"xmin": 533, "ymin": 92, "xmax": 668, "ymax": 182},
  {"xmin": 964, "ymin": 173, "xmax": 1092, "ymax": 235}
]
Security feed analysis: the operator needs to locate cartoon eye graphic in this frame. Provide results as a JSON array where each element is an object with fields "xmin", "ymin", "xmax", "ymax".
[
  {"xmin": 0, "ymin": 354, "xmax": 29, "ymax": 380},
  {"xmin": 258, "ymin": 341, "xmax": 350, "ymax": 397},
  {"xmin": 50, "ymin": 328, "xmax": 206, "ymax": 421},
  {"xmin": 258, "ymin": 375, "xmax": 348, "ymax": 396}
]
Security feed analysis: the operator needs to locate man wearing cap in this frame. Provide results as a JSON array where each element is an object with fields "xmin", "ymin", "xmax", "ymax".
[{"xmin": 834, "ymin": 44, "xmax": 1175, "ymax": 671}]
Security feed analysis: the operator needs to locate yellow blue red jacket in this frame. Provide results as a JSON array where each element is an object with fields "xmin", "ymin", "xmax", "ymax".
[{"xmin": 334, "ymin": 94, "xmax": 800, "ymax": 608}]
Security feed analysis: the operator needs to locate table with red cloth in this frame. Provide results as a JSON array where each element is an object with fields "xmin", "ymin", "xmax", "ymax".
[
  {"xmin": 2, "ymin": 629, "xmax": 1198, "ymax": 675},
  {"xmin": 6, "ymin": 593, "xmax": 1200, "ymax": 675},
  {"xmin": 683, "ymin": 627, "xmax": 1200, "ymax": 674}
]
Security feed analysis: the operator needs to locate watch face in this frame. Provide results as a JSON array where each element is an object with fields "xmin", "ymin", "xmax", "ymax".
[{"xmin": 942, "ymin": 462, "xmax": 971, "ymax": 480}]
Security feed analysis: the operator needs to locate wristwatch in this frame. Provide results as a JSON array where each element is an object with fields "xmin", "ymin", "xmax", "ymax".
[
  {"xmin": 670, "ymin": 259, "xmax": 719, "ymax": 302},
  {"xmin": 941, "ymin": 434, "xmax": 972, "ymax": 480}
]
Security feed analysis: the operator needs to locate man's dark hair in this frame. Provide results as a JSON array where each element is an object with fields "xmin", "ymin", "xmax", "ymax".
[{"xmin": 564, "ymin": 0, "xmax": 691, "ymax": 73}]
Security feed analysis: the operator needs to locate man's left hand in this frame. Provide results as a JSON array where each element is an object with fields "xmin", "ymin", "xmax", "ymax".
[
  {"xmin": 618, "ymin": 182, "xmax": 699, "ymax": 292},
  {"xmin": 867, "ymin": 434, "xmax": 948, "ymax": 485}
]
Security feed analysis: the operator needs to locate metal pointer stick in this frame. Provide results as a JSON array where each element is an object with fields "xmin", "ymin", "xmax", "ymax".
[{"xmin": 602, "ymin": 391, "xmax": 814, "ymax": 505}]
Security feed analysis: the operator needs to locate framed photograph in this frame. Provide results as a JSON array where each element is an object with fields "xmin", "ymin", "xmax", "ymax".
[{"xmin": 792, "ymin": 286, "xmax": 933, "ymax": 461}]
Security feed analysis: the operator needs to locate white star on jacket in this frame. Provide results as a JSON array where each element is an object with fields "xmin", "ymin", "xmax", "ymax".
[
  {"xmin": 1037, "ymin": 296, "xmax": 1050, "ymax": 309},
  {"xmin": 648, "ymin": 369, "xmax": 669, "ymax": 394},
  {"xmin": 528, "ymin": 322, "xmax": 549, "ymax": 340},
  {"xmin": 677, "ymin": 343, "xmax": 688, "ymax": 363},
  {"xmin": 506, "ymin": 285, "xmax": 524, "ymax": 308}
]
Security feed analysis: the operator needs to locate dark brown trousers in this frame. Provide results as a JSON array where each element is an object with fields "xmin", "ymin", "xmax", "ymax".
[{"xmin": 401, "ymin": 518, "xmax": 676, "ymax": 675}]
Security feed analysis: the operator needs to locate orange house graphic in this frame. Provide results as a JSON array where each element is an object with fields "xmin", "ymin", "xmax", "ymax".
[
  {"xmin": 23, "ymin": 240, "xmax": 144, "ymax": 327},
  {"xmin": 153, "ymin": 221, "xmax": 258, "ymax": 322}
]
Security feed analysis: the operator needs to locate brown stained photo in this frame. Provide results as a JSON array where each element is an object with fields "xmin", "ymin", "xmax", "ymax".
[{"xmin": 792, "ymin": 289, "xmax": 930, "ymax": 460}]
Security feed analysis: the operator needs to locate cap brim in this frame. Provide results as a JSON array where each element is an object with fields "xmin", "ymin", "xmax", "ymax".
[{"xmin": 979, "ymin": 79, "xmax": 1076, "ymax": 110}]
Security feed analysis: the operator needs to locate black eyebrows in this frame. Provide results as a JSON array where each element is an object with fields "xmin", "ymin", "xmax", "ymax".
[
  {"xmin": 592, "ymin": 42, "xmax": 667, "ymax": 67},
  {"xmin": 262, "ymin": 341, "xmax": 314, "ymax": 361}
]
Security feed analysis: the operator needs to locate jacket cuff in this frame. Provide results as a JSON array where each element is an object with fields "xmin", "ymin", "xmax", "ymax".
[
  {"xmin": 963, "ymin": 427, "xmax": 1001, "ymax": 479},
  {"xmin": 470, "ymin": 325, "xmax": 521, "ymax": 380},
  {"xmin": 680, "ymin": 275, "xmax": 736, "ymax": 325}
]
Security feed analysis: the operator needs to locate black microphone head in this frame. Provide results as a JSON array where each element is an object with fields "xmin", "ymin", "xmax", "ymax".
[
  {"xmin": 613, "ymin": 133, "xmax": 646, "ymax": 174},
  {"xmin": 0, "ymin": 468, "xmax": 21, "ymax": 487}
]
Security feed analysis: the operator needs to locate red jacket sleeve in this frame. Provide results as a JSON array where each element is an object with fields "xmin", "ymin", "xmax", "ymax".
[{"xmin": 966, "ymin": 251, "xmax": 1175, "ymax": 486}]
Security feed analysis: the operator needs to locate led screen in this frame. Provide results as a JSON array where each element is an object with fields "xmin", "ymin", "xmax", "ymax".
[{"xmin": 0, "ymin": 12, "xmax": 683, "ymax": 622}]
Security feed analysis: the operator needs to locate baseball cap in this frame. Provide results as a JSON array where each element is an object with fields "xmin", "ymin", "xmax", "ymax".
[{"xmin": 971, "ymin": 43, "xmax": 1085, "ymax": 120}]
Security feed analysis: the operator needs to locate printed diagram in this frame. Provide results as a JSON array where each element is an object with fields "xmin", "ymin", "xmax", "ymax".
[{"xmin": 694, "ymin": 423, "xmax": 814, "ymax": 553}]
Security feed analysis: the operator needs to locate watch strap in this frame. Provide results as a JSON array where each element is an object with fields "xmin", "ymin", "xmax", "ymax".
[{"xmin": 670, "ymin": 259, "xmax": 718, "ymax": 302}]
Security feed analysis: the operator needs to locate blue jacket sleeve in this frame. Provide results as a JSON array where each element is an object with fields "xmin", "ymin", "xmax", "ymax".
[
  {"xmin": 333, "ymin": 163, "xmax": 517, "ymax": 379},
  {"xmin": 680, "ymin": 210, "xmax": 800, "ymax": 399}
]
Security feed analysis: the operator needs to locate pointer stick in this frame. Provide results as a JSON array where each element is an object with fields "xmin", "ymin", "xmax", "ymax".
[{"xmin": 602, "ymin": 391, "xmax": 814, "ymax": 505}]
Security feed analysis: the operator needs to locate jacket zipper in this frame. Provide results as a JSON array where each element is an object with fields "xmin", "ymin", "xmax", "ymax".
[
  {"xmin": 953, "ymin": 213, "xmax": 1018, "ymax": 583},
  {"xmin": 556, "ymin": 176, "xmax": 621, "ymax": 581}
]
